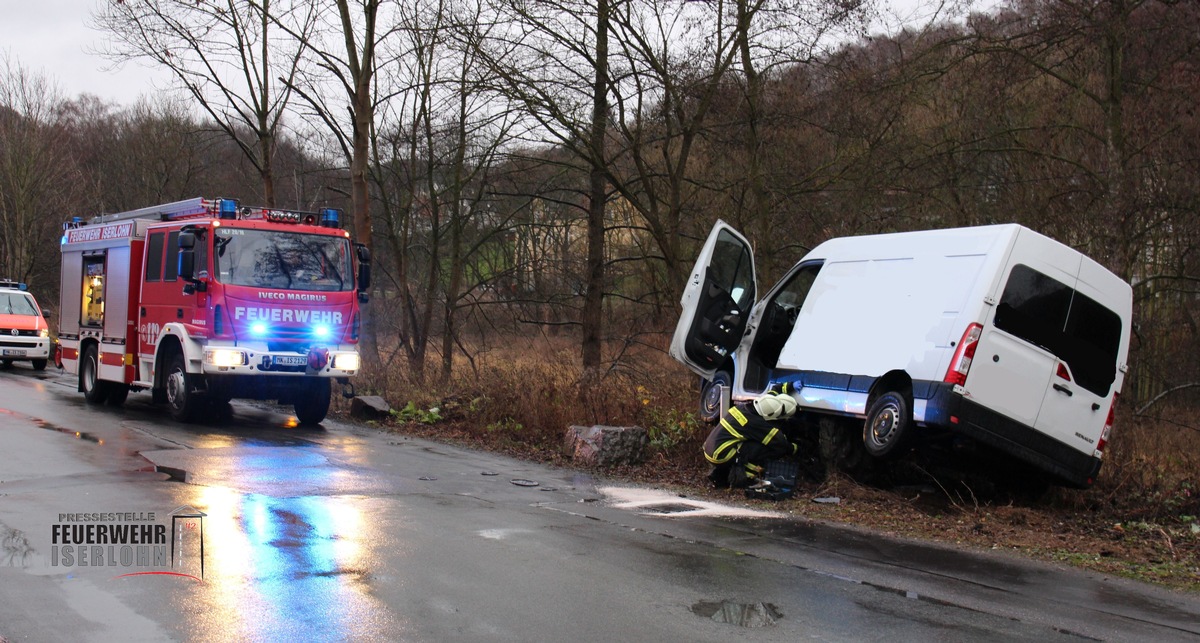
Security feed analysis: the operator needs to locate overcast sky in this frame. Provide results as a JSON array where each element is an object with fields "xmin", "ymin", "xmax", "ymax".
[
  {"xmin": 1, "ymin": 0, "xmax": 171, "ymax": 106},
  {"xmin": 1, "ymin": 0, "xmax": 989, "ymax": 108}
]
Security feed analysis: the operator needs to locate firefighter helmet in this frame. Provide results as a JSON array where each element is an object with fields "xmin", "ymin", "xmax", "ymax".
[{"xmin": 753, "ymin": 393, "xmax": 797, "ymax": 420}]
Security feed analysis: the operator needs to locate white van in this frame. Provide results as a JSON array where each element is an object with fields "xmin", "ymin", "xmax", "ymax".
[{"xmin": 670, "ymin": 221, "xmax": 1133, "ymax": 488}]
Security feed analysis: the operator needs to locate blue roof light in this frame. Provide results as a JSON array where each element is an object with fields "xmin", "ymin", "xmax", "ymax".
[{"xmin": 320, "ymin": 208, "xmax": 341, "ymax": 229}]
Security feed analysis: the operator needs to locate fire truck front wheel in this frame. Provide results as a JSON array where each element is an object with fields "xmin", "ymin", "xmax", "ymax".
[
  {"xmin": 294, "ymin": 379, "xmax": 331, "ymax": 426},
  {"xmin": 165, "ymin": 352, "xmax": 202, "ymax": 422},
  {"xmin": 81, "ymin": 345, "xmax": 108, "ymax": 404}
]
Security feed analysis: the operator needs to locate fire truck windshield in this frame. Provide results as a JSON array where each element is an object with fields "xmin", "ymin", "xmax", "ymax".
[{"xmin": 213, "ymin": 227, "xmax": 353, "ymax": 292}]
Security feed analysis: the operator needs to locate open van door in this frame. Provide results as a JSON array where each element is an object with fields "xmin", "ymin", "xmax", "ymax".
[{"xmin": 669, "ymin": 220, "xmax": 756, "ymax": 379}]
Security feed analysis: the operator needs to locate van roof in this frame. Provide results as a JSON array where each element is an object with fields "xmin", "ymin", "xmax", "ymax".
[{"xmin": 804, "ymin": 223, "xmax": 1026, "ymax": 262}]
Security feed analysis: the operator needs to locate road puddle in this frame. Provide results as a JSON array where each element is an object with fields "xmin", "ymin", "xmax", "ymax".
[
  {"xmin": 691, "ymin": 600, "xmax": 783, "ymax": 627},
  {"xmin": 0, "ymin": 408, "xmax": 104, "ymax": 444}
]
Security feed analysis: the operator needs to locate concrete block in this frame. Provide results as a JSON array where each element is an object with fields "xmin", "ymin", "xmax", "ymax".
[
  {"xmin": 351, "ymin": 395, "xmax": 392, "ymax": 420},
  {"xmin": 564, "ymin": 424, "xmax": 648, "ymax": 466}
]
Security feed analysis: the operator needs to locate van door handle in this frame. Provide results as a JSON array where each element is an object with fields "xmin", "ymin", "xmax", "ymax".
[{"xmin": 1053, "ymin": 383, "xmax": 1073, "ymax": 397}]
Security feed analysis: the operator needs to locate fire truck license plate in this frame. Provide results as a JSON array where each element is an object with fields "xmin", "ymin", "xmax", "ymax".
[
  {"xmin": 273, "ymin": 356, "xmax": 306, "ymax": 366},
  {"xmin": 2, "ymin": 349, "xmax": 26, "ymax": 356}
]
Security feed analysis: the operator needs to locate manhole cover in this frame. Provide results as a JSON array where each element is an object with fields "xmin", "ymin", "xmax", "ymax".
[
  {"xmin": 510, "ymin": 479, "xmax": 539, "ymax": 487},
  {"xmin": 418, "ymin": 476, "xmax": 437, "ymax": 481},
  {"xmin": 481, "ymin": 471, "xmax": 499, "ymax": 476},
  {"xmin": 642, "ymin": 504, "xmax": 697, "ymax": 515}
]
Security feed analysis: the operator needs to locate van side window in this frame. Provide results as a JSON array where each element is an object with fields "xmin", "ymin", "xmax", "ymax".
[{"xmin": 995, "ymin": 264, "xmax": 1121, "ymax": 396}]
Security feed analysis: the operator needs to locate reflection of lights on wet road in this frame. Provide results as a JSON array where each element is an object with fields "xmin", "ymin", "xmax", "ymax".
[{"xmin": 181, "ymin": 456, "xmax": 396, "ymax": 640}]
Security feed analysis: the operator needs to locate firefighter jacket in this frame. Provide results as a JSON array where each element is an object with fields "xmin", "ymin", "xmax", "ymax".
[{"xmin": 703, "ymin": 402, "xmax": 797, "ymax": 466}]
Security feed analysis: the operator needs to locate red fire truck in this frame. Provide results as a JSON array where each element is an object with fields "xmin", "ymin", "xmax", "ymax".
[{"xmin": 58, "ymin": 197, "xmax": 371, "ymax": 424}]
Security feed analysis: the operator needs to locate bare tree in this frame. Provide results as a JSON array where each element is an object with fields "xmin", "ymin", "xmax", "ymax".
[
  {"xmin": 93, "ymin": 0, "xmax": 314, "ymax": 206},
  {"xmin": 0, "ymin": 59, "xmax": 82, "ymax": 292}
]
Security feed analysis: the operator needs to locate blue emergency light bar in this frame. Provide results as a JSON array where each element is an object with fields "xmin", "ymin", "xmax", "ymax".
[{"xmin": 219, "ymin": 199, "xmax": 239, "ymax": 219}]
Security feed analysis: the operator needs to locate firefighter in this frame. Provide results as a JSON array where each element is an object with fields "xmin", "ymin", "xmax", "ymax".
[{"xmin": 704, "ymin": 390, "xmax": 800, "ymax": 489}]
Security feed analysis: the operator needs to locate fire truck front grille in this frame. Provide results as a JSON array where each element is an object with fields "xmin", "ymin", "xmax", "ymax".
[{"xmin": 268, "ymin": 341, "xmax": 312, "ymax": 353}]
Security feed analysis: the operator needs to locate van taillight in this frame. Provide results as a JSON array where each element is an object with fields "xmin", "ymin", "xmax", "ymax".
[
  {"xmin": 1096, "ymin": 392, "xmax": 1119, "ymax": 456},
  {"xmin": 944, "ymin": 323, "xmax": 982, "ymax": 386}
]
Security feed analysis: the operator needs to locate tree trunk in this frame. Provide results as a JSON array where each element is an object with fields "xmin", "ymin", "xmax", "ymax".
[{"xmin": 581, "ymin": 0, "xmax": 609, "ymax": 381}]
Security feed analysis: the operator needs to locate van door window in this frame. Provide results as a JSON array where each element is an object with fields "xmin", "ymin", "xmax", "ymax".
[
  {"xmin": 995, "ymin": 264, "xmax": 1121, "ymax": 396},
  {"xmin": 757, "ymin": 264, "xmax": 821, "ymax": 368},
  {"xmin": 1061, "ymin": 290, "xmax": 1121, "ymax": 396},
  {"xmin": 710, "ymin": 230, "xmax": 754, "ymax": 311}
]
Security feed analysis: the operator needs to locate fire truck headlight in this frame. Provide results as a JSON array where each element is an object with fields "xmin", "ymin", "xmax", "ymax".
[
  {"xmin": 313, "ymin": 324, "xmax": 331, "ymax": 339},
  {"xmin": 333, "ymin": 353, "xmax": 360, "ymax": 371},
  {"xmin": 206, "ymin": 349, "xmax": 247, "ymax": 367},
  {"xmin": 250, "ymin": 321, "xmax": 268, "ymax": 336}
]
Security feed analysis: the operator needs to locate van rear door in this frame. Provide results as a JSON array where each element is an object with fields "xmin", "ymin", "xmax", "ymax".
[
  {"xmin": 669, "ymin": 220, "xmax": 756, "ymax": 380},
  {"xmin": 1033, "ymin": 259, "xmax": 1130, "ymax": 454},
  {"xmin": 964, "ymin": 231, "xmax": 1082, "ymax": 432}
]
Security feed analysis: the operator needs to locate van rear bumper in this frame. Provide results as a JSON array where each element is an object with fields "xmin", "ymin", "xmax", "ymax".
[{"xmin": 924, "ymin": 383, "xmax": 1102, "ymax": 489}]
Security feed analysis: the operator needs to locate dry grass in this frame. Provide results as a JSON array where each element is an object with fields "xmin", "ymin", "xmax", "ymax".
[{"xmin": 336, "ymin": 333, "xmax": 1199, "ymax": 591}]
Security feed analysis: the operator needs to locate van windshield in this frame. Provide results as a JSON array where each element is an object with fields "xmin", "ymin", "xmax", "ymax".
[
  {"xmin": 213, "ymin": 228, "xmax": 353, "ymax": 292},
  {"xmin": 0, "ymin": 293, "xmax": 38, "ymax": 316},
  {"xmin": 994, "ymin": 264, "xmax": 1121, "ymax": 397}
]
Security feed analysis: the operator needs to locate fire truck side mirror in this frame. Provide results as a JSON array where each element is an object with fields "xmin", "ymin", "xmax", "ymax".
[
  {"xmin": 178, "ymin": 233, "xmax": 196, "ymax": 281},
  {"xmin": 177, "ymin": 232, "xmax": 206, "ymax": 293},
  {"xmin": 355, "ymin": 243, "xmax": 371, "ymax": 294}
]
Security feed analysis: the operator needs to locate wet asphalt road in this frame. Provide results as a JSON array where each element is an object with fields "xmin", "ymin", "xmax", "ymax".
[{"xmin": 0, "ymin": 365, "xmax": 1198, "ymax": 642}]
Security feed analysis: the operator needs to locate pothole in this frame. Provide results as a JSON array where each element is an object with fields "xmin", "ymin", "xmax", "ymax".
[{"xmin": 691, "ymin": 600, "xmax": 783, "ymax": 627}]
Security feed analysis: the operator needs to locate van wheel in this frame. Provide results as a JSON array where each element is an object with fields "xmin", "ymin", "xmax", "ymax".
[
  {"xmin": 81, "ymin": 345, "xmax": 108, "ymax": 404},
  {"xmin": 31, "ymin": 359, "xmax": 47, "ymax": 371},
  {"xmin": 819, "ymin": 416, "xmax": 870, "ymax": 475},
  {"xmin": 699, "ymin": 371, "xmax": 731, "ymax": 423},
  {"xmin": 863, "ymin": 392, "xmax": 913, "ymax": 459},
  {"xmin": 294, "ymin": 379, "xmax": 331, "ymax": 425},
  {"xmin": 165, "ymin": 352, "xmax": 201, "ymax": 422}
]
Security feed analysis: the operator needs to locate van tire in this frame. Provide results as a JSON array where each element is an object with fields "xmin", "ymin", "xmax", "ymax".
[
  {"xmin": 31, "ymin": 359, "xmax": 47, "ymax": 371},
  {"xmin": 819, "ymin": 416, "xmax": 869, "ymax": 475},
  {"xmin": 81, "ymin": 345, "xmax": 108, "ymax": 404},
  {"xmin": 863, "ymin": 392, "xmax": 913, "ymax": 459},
  {"xmin": 699, "ymin": 371, "xmax": 732, "ymax": 423}
]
